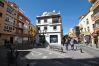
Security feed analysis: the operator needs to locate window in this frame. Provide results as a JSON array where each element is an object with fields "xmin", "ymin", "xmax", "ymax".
[
  {"xmin": 38, "ymin": 19, "xmax": 40, "ymax": 23},
  {"xmin": 53, "ymin": 26, "xmax": 57, "ymax": 30},
  {"xmin": 87, "ymin": 27, "xmax": 90, "ymax": 32},
  {"xmin": 84, "ymin": 28, "xmax": 86, "ymax": 32},
  {"xmin": 7, "ymin": 6, "xmax": 13, "ymax": 14},
  {"xmin": 0, "ymin": 1, "xmax": 4, "ymax": 7},
  {"xmin": 26, "ymin": 20, "xmax": 29, "ymax": 24},
  {"xmin": 44, "ymin": 19, "xmax": 47, "ymax": 23},
  {"xmin": 7, "ymin": 6, "xmax": 16, "ymax": 15},
  {"xmin": 50, "ymin": 35, "xmax": 58, "ymax": 43},
  {"xmin": 44, "ymin": 26, "xmax": 47, "ymax": 30},
  {"xmin": 93, "ymin": 24, "xmax": 95, "ymax": 28},
  {"xmin": 19, "ymin": 16, "xmax": 22, "ymax": 20},
  {"xmin": 38, "ymin": 27, "xmax": 40, "ymax": 30},
  {"xmin": 86, "ymin": 19, "xmax": 89, "ymax": 24},
  {"xmin": 19, "ymin": 22, "xmax": 23, "ymax": 28},
  {"xmin": 53, "ymin": 18, "xmax": 59, "ymax": 23},
  {"xmin": 96, "ymin": 20, "xmax": 99, "ymax": 28},
  {"xmin": 24, "ymin": 24, "xmax": 28, "ymax": 29},
  {"xmin": 5, "ymin": 15, "xmax": 9, "ymax": 22},
  {"xmin": 3, "ymin": 25, "xmax": 13, "ymax": 32},
  {"xmin": 0, "ymin": 12, "xmax": 2, "ymax": 17}
]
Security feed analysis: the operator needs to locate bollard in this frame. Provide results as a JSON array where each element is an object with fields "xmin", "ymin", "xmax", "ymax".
[
  {"xmin": 76, "ymin": 46, "xmax": 77, "ymax": 50},
  {"xmin": 80, "ymin": 48, "xmax": 84, "ymax": 53}
]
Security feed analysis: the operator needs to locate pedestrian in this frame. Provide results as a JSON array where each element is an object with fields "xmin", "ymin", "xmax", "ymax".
[
  {"xmin": 95, "ymin": 37, "xmax": 98, "ymax": 48},
  {"xmin": 15, "ymin": 50, "xmax": 19, "ymax": 59},
  {"xmin": 64, "ymin": 38, "xmax": 69, "ymax": 51},
  {"xmin": 70, "ymin": 38, "xmax": 74, "ymax": 50}
]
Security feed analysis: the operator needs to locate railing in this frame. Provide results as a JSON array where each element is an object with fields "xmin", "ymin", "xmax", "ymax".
[
  {"xmin": 91, "ymin": 12, "xmax": 99, "ymax": 21},
  {"xmin": 90, "ymin": 0, "xmax": 99, "ymax": 11}
]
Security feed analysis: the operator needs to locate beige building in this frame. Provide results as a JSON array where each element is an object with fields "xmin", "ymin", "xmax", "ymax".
[
  {"xmin": 79, "ymin": 11, "xmax": 95, "ymax": 44},
  {"xmin": 68, "ymin": 28, "xmax": 76, "ymax": 38},
  {"xmin": 0, "ymin": 0, "xmax": 18, "ymax": 45},
  {"xmin": 0, "ymin": 0, "xmax": 36, "ymax": 46},
  {"xmin": 89, "ymin": 0, "xmax": 99, "ymax": 47}
]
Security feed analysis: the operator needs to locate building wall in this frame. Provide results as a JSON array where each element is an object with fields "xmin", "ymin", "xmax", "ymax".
[
  {"xmin": 0, "ymin": 1, "xmax": 17, "ymax": 45},
  {"xmin": 79, "ymin": 12, "xmax": 96, "ymax": 45},
  {"xmin": 0, "ymin": 1, "xmax": 6, "ymax": 33},
  {"xmin": 0, "ymin": 1, "xmax": 34, "ymax": 45},
  {"xmin": 79, "ymin": 12, "xmax": 94, "ymax": 34},
  {"xmin": 68, "ymin": 28, "xmax": 76, "ymax": 38},
  {"xmin": 36, "ymin": 33, "xmax": 61, "ymax": 46},
  {"xmin": 36, "ymin": 12, "xmax": 62, "ymax": 47},
  {"xmin": 37, "ymin": 25, "xmax": 61, "ymax": 32}
]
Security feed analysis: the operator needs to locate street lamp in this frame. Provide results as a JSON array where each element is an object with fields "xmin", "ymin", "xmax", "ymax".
[{"xmin": 39, "ymin": 30, "xmax": 46, "ymax": 47}]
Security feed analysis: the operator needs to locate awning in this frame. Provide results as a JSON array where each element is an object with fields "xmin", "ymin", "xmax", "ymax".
[
  {"xmin": 91, "ymin": 32, "xmax": 97, "ymax": 37},
  {"xmin": 81, "ymin": 32, "xmax": 90, "ymax": 35}
]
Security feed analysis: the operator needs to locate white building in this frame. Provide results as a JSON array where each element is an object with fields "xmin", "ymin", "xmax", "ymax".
[{"xmin": 36, "ymin": 11, "xmax": 63, "ymax": 47}]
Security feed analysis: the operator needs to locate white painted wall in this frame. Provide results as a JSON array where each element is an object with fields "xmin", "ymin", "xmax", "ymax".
[
  {"xmin": 36, "ymin": 17, "xmax": 62, "ymax": 46},
  {"xmin": 37, "ymin": 25, "xmax": 61, "ymax": 33},
  {"xmin": 36, "ymin": 33, "xmax": 61, "ymax": 46},
  {"xmin": 36, "ymin": 18, "xmax": 52, "ymax": 25}
]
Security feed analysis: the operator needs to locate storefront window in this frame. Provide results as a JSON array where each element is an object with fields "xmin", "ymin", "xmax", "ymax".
[{"xmin": 50, "ymin": 35, "xmax": 58, "ymax": 43}]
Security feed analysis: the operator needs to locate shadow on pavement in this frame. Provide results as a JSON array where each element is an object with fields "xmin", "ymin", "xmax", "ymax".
[
  {"xmin": 18, "ymin": 50, "xmax": 99, "ymax": 66},
  {"xmin": 24, "ymin": 57, "xmax": 99, "ymax": 66},
  {"xmin": 1, "ymin": 46, "xmax": 99, "ymax": 66}
]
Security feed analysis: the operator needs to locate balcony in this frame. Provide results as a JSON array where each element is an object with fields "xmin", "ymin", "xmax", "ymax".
[
  {"xmin": 94, "ymin": 20, "xmax": 99, "ymax": 32},
  {"xmin": 92, "ymin": 12, "xmax": 99, "ymax": 21},
  {"xmin": 88, "ymin": 0, "xmax": 96, "ymax": 3},
  {"xmin": 90, "ymin": 0, "xmax": 99, "ymax": 11}
]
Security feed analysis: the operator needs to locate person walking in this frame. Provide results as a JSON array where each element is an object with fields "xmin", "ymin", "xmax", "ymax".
[
  {"xmin": 65, "ymin": 38, "xmax": 70, "ymax": 51},
  {"xmin": 70, "ymin": 38, "xmax": 74, "ymax": 50}
]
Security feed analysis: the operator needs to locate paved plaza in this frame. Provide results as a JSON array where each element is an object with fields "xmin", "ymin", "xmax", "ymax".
[{"xmin": 0, "ymin": 45, "xmax": 99, "ymax": 66}]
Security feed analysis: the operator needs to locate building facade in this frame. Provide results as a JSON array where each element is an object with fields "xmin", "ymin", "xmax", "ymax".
[
  {"xmin": 89, "ymin": 0, "xmax": 99, "ymax": 47},
  {"xmin": 0, "ymin": 0, "xmax": 36, "ymax": 46},
  {"xmin": 0, "ymin": 0, "xmax": 18, "ymax": 45},
  {"xmin": 29, "ymin": 24, "xmax": 37, "ymax": 44},
  {"xmin": 36, "ymin": 11, "xmax": 63, "ymax": 47},
  {"xmin": 14, "ymin": 8, "xmax": 31, "ymax": 44},
  {"xmin": 68, "ymin": 28, "xmax": 76, "ymax": 38},
  {"xmin": 79, "ymin": 12, "xmax": 95, "ymax": 44}
]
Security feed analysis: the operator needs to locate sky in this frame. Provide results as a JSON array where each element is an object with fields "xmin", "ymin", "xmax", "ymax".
[{"xmin": 10, "ymin": 0, "xmax": 91, "ymax": 35}]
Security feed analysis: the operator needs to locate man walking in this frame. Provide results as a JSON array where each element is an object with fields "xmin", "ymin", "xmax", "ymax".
[
  {"xmin": 70, "ymin": 38, "xmax": 74, "ymax": 50},
  {"xmin": 65, "ymin": 38, "xmax": 70, "ymax": 51}
]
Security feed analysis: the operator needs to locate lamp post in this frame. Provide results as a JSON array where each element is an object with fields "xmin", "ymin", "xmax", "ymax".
[{"xmin": 39, "ymin": 30, "xmax": 46, "ymax": 47}]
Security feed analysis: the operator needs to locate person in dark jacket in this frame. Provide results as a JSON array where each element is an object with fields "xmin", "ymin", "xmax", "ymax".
[{"xmin": 70, "ymin": 38, "xmax": 75, "ymax": 50}]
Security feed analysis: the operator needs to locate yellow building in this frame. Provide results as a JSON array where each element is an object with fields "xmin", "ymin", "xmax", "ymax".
[{"xmin": 29, "ymin": 23, "xmax": 37, "ymax": 43}]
